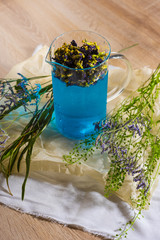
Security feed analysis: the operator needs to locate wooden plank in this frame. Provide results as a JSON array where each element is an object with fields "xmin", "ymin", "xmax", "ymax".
[
  {"xmin": 0, "ymin": 0, "xmax": 159, "ymax": 239},
  {"xmin": 0, "ymin": 204, "xmax": 101, "ymax": 240}
]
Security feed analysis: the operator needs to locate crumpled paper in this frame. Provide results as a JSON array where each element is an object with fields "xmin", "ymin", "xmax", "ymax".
[{"xmin": 3, "ymin": 46, "xmax": 160, "ymax": 208}]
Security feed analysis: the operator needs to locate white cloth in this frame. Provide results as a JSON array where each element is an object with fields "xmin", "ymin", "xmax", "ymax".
[{"xmin": 0, "ymin": 172, "xmax": 160, "ymax": 240}]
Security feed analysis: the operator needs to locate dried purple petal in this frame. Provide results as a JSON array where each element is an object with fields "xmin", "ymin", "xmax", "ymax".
[
  {"xmin": 71, "ymin": 40, "xmax": 77, "ymax": 47},
  {"xmin": 136, "ymin": 181, "xmax": 146, "ymax": 189}
]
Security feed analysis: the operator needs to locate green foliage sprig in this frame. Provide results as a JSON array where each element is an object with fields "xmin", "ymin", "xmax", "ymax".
[
  {"xmin": 64, "ymin": 64, "xmax": 160, "ymax": 209},
  {"xmin": 63, "ymin": 64, "xmax": 160, "ymax": 238},
  {"xmin": 0, "ymin": 75, "xmax": 53, "ymax": 199}
]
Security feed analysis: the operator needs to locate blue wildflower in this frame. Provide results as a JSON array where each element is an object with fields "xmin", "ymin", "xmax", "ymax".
[{"xmin": 0, "ymin": 74, "xmax": 42, "ymax": 115}]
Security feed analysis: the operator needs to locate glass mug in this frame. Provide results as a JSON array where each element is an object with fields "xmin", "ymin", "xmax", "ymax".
[{"xmin": 46, "ymin": 30, "xmax": 132, "ymax": 139}]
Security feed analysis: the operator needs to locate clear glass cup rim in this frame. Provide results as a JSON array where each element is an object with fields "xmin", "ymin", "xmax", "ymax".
[{"xmin": 45, "ymin": 30, "xmax": 111, "ymax": 71}]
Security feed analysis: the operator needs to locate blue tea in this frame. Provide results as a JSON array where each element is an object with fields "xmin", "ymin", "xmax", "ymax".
[{"xmin": 52, "ymin": 71, "xmax": 108, "ymax": 139}]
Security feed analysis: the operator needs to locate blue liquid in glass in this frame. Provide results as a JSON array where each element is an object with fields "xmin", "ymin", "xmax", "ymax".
[{"xmin": 52, "ymin": 71, "xmax": 108, "ymax": 139}]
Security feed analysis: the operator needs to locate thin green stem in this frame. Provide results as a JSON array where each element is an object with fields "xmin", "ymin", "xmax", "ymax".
[{"xmin": 118, "ymin": 43, "xmax": 139, "ymax": 53}]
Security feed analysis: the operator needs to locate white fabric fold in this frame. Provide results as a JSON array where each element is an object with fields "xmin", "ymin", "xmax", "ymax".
[
  {"xmin": 0, "ymin": 172, "xmax": 132, "ymax": 239},
  {"xmin": 0, "ymin": 172, "xmax": 160, "ymax": 240}
]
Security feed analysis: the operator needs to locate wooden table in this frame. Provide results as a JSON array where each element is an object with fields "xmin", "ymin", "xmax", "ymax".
[{"xmin": 0, "ymin": 0, "xmax": 159, "ymax": 239}]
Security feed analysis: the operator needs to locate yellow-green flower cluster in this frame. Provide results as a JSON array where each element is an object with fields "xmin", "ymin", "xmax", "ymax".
[
  {"xmin": 53, "ymin": 39, "xmax": 107, "ymax": 69},
  {"xmin": 53, "ymin": 40, "xmax": 108, "ymax": 87}
]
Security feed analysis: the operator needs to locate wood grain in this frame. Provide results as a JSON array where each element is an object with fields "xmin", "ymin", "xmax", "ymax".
[
  {"xmin": 0, "ymin": 0, "xmax": 160, "ymax": 239},
  {"xmin": 0, "ymin": 204, "xmax": 101, "ymax": 240}
]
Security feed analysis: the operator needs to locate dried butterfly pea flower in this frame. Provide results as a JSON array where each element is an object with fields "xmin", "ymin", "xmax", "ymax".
[{"xmin": 52, "ymin": 40, "xmax": 108, "ymax": 86}]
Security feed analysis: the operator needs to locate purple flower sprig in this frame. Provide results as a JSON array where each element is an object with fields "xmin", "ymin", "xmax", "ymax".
[
  {"xmin": 15, "ymin": 73, "xmax": 42, "ymax": 112},
  {"xmin": 0, "ymin": 95, "xmax": 54, "ymax": 200},
  {"xmin": 97, "ymin": 114, "xmax": 160, "ymax": 210},
  {"xmin": 0, "ymin": 74, "xmax": 53, "ymax": 198},
  {"xmin": 0, "ymin": 73, "xmax": 41, "ymax": 115},
  {"xmin": 95, "ymin": 116, "xmax": 150, "ymax": 197},
  {"xmin": 0, "ymin": 74, "xmax": 53, "ymax": 120}
]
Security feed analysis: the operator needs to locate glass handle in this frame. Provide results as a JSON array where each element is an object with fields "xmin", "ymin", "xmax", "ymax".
[{"xmin": 107, "ymin": 52, "xmax": 132, "ymax": 102}]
